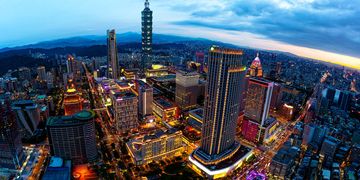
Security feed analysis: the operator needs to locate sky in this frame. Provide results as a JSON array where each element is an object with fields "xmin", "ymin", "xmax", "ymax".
[{"xmin": 1, "ymin": 0, "xmax": 360, "ymax": 69}]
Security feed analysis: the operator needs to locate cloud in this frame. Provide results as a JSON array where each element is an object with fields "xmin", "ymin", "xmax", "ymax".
[{"xmin": 171, "ymin": 0, "xmax": 360, "ymax": 58}]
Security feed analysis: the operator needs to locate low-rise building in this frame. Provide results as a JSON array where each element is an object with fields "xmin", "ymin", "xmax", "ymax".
[
  {"xmin": 269, "ymin": 144, "xmax": 300, "ymax": 178},
  {"xmin": 42, "ymin": 157, "xmax": 71, "ymax": 180},
  {"xmin": 127, "ymin": 128, "xmax": 183, "ymax": 165},
  {"xmin": 153, "ymin": 97, "xmax": 179, "ymax": 121}
]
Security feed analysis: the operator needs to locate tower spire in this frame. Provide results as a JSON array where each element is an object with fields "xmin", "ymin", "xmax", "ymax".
[{"xmin": 145, "ymin": 0, "xmax": 149, "ymax": 8}]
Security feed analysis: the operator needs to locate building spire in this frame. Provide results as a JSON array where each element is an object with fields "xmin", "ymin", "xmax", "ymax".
[{"xmin": 145, "ymin": 0, "xmax": 149, "ymax": 8}]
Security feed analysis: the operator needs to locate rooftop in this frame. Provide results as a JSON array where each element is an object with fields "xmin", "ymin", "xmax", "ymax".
[
  {"xmin": 154, "ymin": 97, "xmax": 175, "ymax": 109},
  {"xmin": 49, "ymin": 157, "xmax": 64, "ymax": 168},
  {"xmin": 190, "ymin": 144, "xmax": 252, "ymax": 176},
  {"xmin": 43, "ymin": 159, "xmax": 71, "ymax": 180},
  {"xmin": 47, "ymin": 110, "xmax": 95, "ymax": 127},
  {"xmin": 154, "ymin": 74, "xmax": 176, "ymax": 82},
  {"xmin": 263, "ymin": 117, "xmax": 277, "ymax": 127},
  {"xmin": 143, "ymin": 128, "xmax": 178, "ymax": 141},
  {"xmin": 177, "ymin": 69, "xmax": 200, "ymax": 76},
  {"xmin": 272, "ymin": 146, "xmax": 300, "ymax": 165},
  {"xmin": 12, "ymin": 100, "xmax": 37, "ymax": 109},
  {"xmin": 113, "ymin": 91, "xmax": 136, "ymax": 100}
]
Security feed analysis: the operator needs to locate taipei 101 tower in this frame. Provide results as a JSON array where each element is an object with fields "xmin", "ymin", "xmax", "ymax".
[{"xmin": 141, "ymin": 0, "xmax": 153, "ymax": 70}]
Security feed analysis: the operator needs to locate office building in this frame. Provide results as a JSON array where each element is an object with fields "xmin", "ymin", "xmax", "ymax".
[
  {"xmin": 153, "ymin": 97, "xmax": 179, "ymax": 121},
  {"xmin": 242, "ymin": 78, "xmax": 275, "ymax": 144},
  {"xmin": 135, "ymin": 80, "xmax": 153, "ymax": 117},
  {"xmin": 175, "ymin": 70, "xmax": 200, "ymax": 110},
  {"xmin": 0, "ymin": 77, "xmax": 18, "ymax": 92},
  {"xmin": 111, "ymin": 90, "xmax": 138, "ymax": 133},
  {"xmin": 249, "ymin": 53, "xmax": 263, "ymax": 77},
  {"xmin": 141, "ymin": 0, "xmax": 153, "ymax": 69},
  {"xmin": 188, "ymin": 108, "xmax": 204, "ymax": 132},
  {"xmin": 302, "ymin": 124, "xmax": 316, "ymax": 145},
  {"xmin": 190, "ymin": 46, "xmax": 252, "ymax": 179},
  {"xmin": 127, "ymin": 128, "xmax": 183, "ymax": 165},
  {"xmin": 37, "ymin": 66, "xmax": 46, "ymax": 81},
  {"xmin": 46, "ymin": 72, "xmax": 54, "ymax": 89},
  {"xmin": 0, "ymin": 101, "xmax": 25, "ymax": 170},
  {"xmin": 318, "ymin": 87, "xmax": 354, "ymax": 115},
  {"xmin": 245, "ymin": 78, "xmax": 274, "ymax": 126},
  {"xmin": 320, "ymin": 136, "xmax": 339, "ymax": 159},
  {"xmin": 66, "ymin": 55, "xmax": 82, "ymax": 82},
  {"xmin": 302, "ymin": 123, "xmax": 329, "ymax": 146},
  {"xmin": 107, "ymin": 29, "xmax": 119, "ymax": 79},
  {"xmin": 269, "ymin": 145, "xmax": 300, "ymax": 178},
  {"xmin": 124, "ymin": 68, "xmax": 140, "ymax": 80},
  {"xmin": 12, "ymin": 100, "xmax": 41, "ymax": 137},
  {"xmin": 66, "ymin": 55, "xmax": 76, "ymax": 74},
  {"xmin": 47, "ymin": 110, "xmax": 98, "ymax": 165}
]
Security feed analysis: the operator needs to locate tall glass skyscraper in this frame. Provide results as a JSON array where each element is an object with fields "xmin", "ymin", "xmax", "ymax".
[
  {"xmin": 141, "ymin": 0, "xmax": 153, "ymax": 70},
  {"xmin": 107, "ymin": 29, "xmax": 119, "ymax": 79},
  {"xmin": 192, "ymin": 46, "xmax": 247, "ymax": 165},
  {"xmin": 244, "ymin": 78, "xmax": 274, "ymax": 126}
]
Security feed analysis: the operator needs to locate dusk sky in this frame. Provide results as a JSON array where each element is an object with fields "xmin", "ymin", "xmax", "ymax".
[{"xmin": 1, "ymin": 0, "xmax": 360, "ymax": 68}]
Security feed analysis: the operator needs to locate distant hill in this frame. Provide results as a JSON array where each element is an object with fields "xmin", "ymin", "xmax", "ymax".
[{"xmin": 0, "ymin": 32, "xmax": 209, "ymax": 53}]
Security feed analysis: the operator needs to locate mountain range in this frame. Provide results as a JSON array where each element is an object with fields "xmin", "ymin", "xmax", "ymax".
[{"xmin": 0, "ymin": 32, "xmax": 211, "ymax": 53}]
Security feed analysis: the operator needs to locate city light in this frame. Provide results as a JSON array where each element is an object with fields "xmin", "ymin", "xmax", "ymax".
[{"xmin": 0, "ymin": 1, "xmax": 359, "ymax": 180}]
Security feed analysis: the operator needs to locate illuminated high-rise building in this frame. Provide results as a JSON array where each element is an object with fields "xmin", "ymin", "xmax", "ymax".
[
  {"xmin": 136, "ymin": 80, "xmax": 153, "ymax": 117},
  {"xmin": 66, "ymin": 55, "xmax": 76, "ymax": 74},
  {"xmin": 107, "ymin": 29, "xmax": 119, "ymax": 79},
  {"xmin": 37, "ymin": 66, "xmax": 47, "ymax": 81},
  {"xmin": 190, "ymin": 46, "xmax": 250, "ymax": 178},
  {"xmin": 242, "ymin": 78, "xmax": 275, "ymax": 143},
  {"xmin": 63, "ymin": 84, "xmax": 83, "ymax": 116},
  {"xmin": 175, "ymin": 70, "xmax": 200, "ymax": 110},
  {"xmin": 249, "ymin": 53, "xmax": 263, "ymax": 77},
  {"xmin": 141, "ymin": 0, "xmax": 153, "ymax": 70},
  {"xmin": 244, "ymin": 78, "xmax": 274, "ymax": 126},
  {"xmin": 0, "ymin": 100, "xmax": 25, "ymax": 170},
  {"xmin": 47, "ymin": 110, "xmax": 98, "ymax": 165},
  {"xmin": 111, "ymin": 90, "xmax": 138, "ymax": 133}
]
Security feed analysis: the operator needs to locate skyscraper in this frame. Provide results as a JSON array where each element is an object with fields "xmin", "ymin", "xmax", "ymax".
[
  {"xmin": 190, "ymin": 46, "xmax": 250, "ymax": 178},
  {"xmin": 244, "ymin": 78, "xmax": 274, "ymax": 126},
  {"xmin": 12, "ymin": 100, "xmax": 41, "ymax": 138},
  {"xmin": 37, "ymin": 66, "xmax": 47, "ymax": 81},
  {"xmin": 111, "ymin": 91, "xmax": 138, "ymax": 133},
  {"xmin": 0, "ymin": 100, "xmax": 25, "ymax": 170},
  {"xmin": 107, "ymin": 29, "xmax": 119, "ymax": 79},
  {"xmin": 249, "ymin": 53, "xmax": 263, "ymax": 77},
  {"xmin": 242, "ymin": 78, "xmax": 274, "ymax": 143},
  {"xmin": 136, "ymin": 80, "xmax": 153, "ymax": 117},
  {"xmin": 47, "ymin": 110, "xmax": 98, "ymax": 165},
  {"xmin": 175, "ymin": 70, "xmax": 200, "ymax": 110},
  {"xmin": 141, "ymin": 0, "xmax": 153, "ymax": 70}
]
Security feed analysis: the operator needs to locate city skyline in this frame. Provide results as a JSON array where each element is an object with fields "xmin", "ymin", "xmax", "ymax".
[
  {"xmin": 1, "ymin": 0, "xmax": 360, "ymax": 69},
  {"xmin": 1, "ymin": 0, "xmax": 360, "ymax": 179}
]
